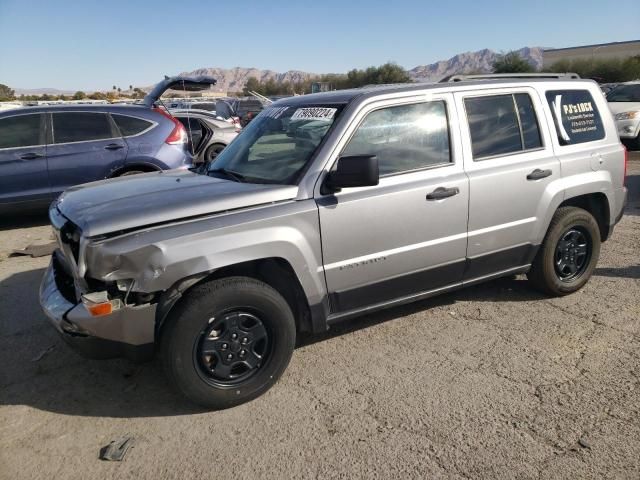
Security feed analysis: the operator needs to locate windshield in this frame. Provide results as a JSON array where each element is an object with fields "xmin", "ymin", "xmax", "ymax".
[
  {"xmin": 207, "ymin": 104, "xmax": 342, "ymax": 184},
  {"xmin": 606, "ymin": 84, "xmax": 640, "ymax": 102}
]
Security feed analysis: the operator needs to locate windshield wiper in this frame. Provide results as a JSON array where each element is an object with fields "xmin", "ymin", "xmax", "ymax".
[{"xmin": 208, "ymin": 168, "xmax": 247, "ymax": 183}]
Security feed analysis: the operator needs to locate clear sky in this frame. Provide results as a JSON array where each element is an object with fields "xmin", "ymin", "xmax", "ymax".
[{"xmin": 0, "ymin": 0, "xmax": 638, "ymax": 90}]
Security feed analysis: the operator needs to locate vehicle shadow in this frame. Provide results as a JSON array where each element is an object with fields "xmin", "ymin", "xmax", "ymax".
[
  {"xmin": 0, "ymin": 267, "xmax": 544, "ymax": 418},
  {"xmin": 594, "ymin": 265, "xmax": 640, "ymax": 279}
]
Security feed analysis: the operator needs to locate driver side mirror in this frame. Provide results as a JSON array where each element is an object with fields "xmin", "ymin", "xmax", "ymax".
[{"xmin": 324, "ymin": 155, "xmax": 379, "ymax": 192}]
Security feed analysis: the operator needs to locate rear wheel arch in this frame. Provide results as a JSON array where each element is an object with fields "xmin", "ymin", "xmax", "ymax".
[
  {"xmin": 155, "ymin": 257, "xmax": 313, "ymax": 342},
  {"xmin": 558, "ymin": 192, "xmax": 610, "ymax": 241}
]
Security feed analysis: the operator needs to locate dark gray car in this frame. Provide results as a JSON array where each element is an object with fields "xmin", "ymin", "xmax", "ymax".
[{"xmin": 0, "ymin": 75, "xmax": 216, "ymax": 211}]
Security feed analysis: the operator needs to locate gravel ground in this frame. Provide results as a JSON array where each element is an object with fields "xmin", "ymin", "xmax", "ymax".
[{"xmin": 1, "ymin": 154, "xmax": 639, "ymax": 479}]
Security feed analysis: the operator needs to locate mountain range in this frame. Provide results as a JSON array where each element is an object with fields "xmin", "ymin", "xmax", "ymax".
[
  {"xmin": 13, "ymin": 47, "xmax": 544, "ymax": 95},
  {"xmin": 181, "ymin": 47, "xmax": 544, "ymax": 92}
]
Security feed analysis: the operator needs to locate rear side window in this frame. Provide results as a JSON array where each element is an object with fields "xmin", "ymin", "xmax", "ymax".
[
  {"xmin": 52, "ymin": 112, "xmax": 114, "ymax": 144},
  {"xmin": 0, "ymin": 114, "xmax": 43, "ymax": 149},
  {"xmin": 545, "ymin": 90, "xmax": 605, "ymax": 145},
  {"xmin": 342, "ymin": 101, "xmax": 451, "ymax": 176},
  {"xmin": 112, "ymin": 114, "xmax": 153, "ymax": 136},
  {"xmin": 547, "ymin": 90, "xmax": 605, "ymax": 145},
  {"xmin": 465, "ymin": 93, "xmax": 542, "ymax": 160},
  {"xmin": 514, "ymin": 94, "xmax": 542, "ymax": 150}
]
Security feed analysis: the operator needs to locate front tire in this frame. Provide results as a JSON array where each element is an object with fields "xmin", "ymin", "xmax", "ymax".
[
  {"xmin": 527, "ymin": 207, "xmax": 601, "ymax": 296},
  {"xmin": 161, "ymin": 276, "xmax": 296, "ymax": 409}
]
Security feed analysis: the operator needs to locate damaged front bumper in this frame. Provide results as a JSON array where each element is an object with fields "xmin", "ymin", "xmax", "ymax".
[{"xmin": 39, "ymin": 253, "xmax": 156, "ymax": 362}]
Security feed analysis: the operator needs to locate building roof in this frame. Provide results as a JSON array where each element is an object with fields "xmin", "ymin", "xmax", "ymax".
[{"xmin": 543, "ymin": 40, "xmax": 640, "ymax": 53}]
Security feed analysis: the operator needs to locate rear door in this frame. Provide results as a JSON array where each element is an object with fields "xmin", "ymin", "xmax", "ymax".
[
  {"xmin": 455, "ymin": 88, "xmax": 560, "ymax": 279},
  {"xmin": 317, "ymin": 94, "xmax": 469, "ymax": 314},
  {"xmin": 46, "ymin": 111, "xmax": 128, "ymax": 195},
  {"xmin": 0, "ymin": 112, "xmax": 49, "ymax": 205}
]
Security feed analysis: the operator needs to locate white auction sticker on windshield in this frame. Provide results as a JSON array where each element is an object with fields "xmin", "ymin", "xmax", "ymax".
[{"xmin": 291, "ymin": 107, "xmax": 337, "ymax": 121}]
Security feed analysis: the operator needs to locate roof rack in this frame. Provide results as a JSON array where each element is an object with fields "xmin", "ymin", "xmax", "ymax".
[{"xmin": 441, "ymin": 73, "xmax": 581, "ymax": 83}]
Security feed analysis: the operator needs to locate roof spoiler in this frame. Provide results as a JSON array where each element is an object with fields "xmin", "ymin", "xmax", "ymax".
[
  {"xmin": 143, "ymin": 75, "xmax": 217, "ymax": 107},
  {"xmin": 440, "ymin": 73, "xmax": 581, "ymax": 83}
]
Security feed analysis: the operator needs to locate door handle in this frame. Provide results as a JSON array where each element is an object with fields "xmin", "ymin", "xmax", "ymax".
[
  {"xmin": 426, "ymin": 186, "xmax": 460, "ymax": 200},
  {"xmin": 19, "ymin": 152, "xmax": 44, "ymax": 160},
  {"xmin": 104, "ymin": 143, "xmax": 125, "ymax": 150},
  {"xmin": 526, "ymin": 168, "xmax": 552, "ymax": 180}
]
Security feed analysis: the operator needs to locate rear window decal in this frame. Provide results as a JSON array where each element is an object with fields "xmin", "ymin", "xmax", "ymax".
[{"xmin": 546, "ymin": 90, "xmax": 605, "ymax": 145}]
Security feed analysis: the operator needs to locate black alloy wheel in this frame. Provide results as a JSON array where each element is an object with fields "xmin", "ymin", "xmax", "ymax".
[
  {"xmin": 194, "ymin": 310, "xmax": 270, "ymax": 387},
  {"xmin": 554, "ymin": 227, "xmax": 591, "ymax": 281}
]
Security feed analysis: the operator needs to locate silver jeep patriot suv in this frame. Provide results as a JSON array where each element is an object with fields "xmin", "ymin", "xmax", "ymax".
[{"xmin": 40, "ymin": 78, "xmax": 628, "ymax": 408}]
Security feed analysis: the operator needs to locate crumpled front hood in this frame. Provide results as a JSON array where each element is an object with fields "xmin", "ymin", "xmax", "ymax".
[{"xmin": 56, "ymin": 169, "xmax": 298, "ymax": 237}]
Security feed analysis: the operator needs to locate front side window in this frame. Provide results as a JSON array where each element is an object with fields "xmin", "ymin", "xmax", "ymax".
[
  {"xmin": 342, "ymin": 101, "xmax": 451, "ymax": 176},
  {"xmin": 606, "ymin": 84, "xmax": 640, "ymax": 103},
  {"xmin": 545, "ymin": 90, "xmax": 605, "ymax": 145},
  {"xmin": 112, "ymin": 114, "xmax": 153, "ymax": 136},
  {"xmin": 0, "ymin": 114, "xmax": 43, "ymax": 149},
  {"xmin": 207, "ymin": 104, "xmax": 342, "ymax": 184},
  {"xmin": 52, "ymin": 112, "xmax": 114, "ymax": 144}
]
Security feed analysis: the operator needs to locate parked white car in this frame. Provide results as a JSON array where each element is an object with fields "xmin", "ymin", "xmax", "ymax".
[
  {"xmin": 607, "ymin": 82, "xmax": 640, "ymax": 149},
  {"xmin": 171, "ymin": 109, "xmax": 240, "ymax": 164}
]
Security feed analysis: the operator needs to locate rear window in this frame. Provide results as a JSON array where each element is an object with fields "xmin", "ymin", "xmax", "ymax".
[
  {"xmin": 112, "ymin": 114, "xmax": 153, "ymax": 136},
  {"xmin": 52, "ymin": 112, "xmax": 114, "ymax": 144},
  {"xmin": 0, "ymin": 114, "xmax": 43, "ymax": 149},
  {"xmin": 465, "ymin": 93, "xmax": 542, "ymax": 160},
  {"xmin": 545, "ymin": 90, "xmax": 605, "ymax": 145}
]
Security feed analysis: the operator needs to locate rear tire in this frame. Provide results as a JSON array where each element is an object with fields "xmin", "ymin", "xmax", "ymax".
[
  {"xmin": 527, "ymin": 207, "xmax": 601, "ymax": 296},
  {"xmin": 161, "ymin": 276, "xmax": 296, "ymax": 409},
  {"xmin": 204, "ymin": 143, "xmax": 226, "ymax": 164}
]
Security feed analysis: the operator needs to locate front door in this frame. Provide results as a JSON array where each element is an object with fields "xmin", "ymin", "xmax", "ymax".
[
  {"xmin": 46, "ymin": 111, "xmax": 128, "ymax": 195},
  {"xmin": 317, "ymin": 95, "xmax": 469, "ymax": 314},
  {"xmin": 0, "ymin": 112, "xmax": 49, "ymax": 206}
]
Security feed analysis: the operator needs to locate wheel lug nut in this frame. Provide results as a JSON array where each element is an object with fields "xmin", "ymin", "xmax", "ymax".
[
  {"xmin": 239, "ymin": 350, "xmax": 246, "ymax": 357},
  {"xmin": 241, "ymin": 337, "xmax": 248, "ymax": 344},
  {"xmin": 221, "ymin": 343, "xmax": 228, "ymax": 350},
  {"xmin": 227, "ymin": 354, "xmax": 233, "ymax": 361},
  {"xmin": 231, "ymin": 333, "xmax": 238, "ymax": 340}
]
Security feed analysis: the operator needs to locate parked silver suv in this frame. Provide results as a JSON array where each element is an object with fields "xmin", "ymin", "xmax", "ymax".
[{"xmin": 40, "ymin": 78, "xmax": 628, "ymax": 408}]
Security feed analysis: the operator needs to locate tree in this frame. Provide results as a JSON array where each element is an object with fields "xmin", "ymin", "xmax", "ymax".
[
  {"xmin": 243, "ymin": 77, "xmax": 262, "ymax": 95},
  {"xmin": 0, "ymin": 83, "xmax": 15, "ymax": 101},
  {"xmin": 492, "ymin": 51, "xmax": 536, "ymax": 73},
  {"xmin": 88, "ymin": 91, "xmax": 108, "ymax": 100},
  {"xmin": 544, "ymin": 56, "xmax": 640, "ymax": 83},
  {"xmin": 129, "ymin": 84, "xmax": 133, "ymax": 91},
  {"xmin": 72, "ymin": 91, "xmax": 86, "ymax": 100},
  {"xmin": 117, "ymin": 87, "xmax": 121, "ymax": 94}
]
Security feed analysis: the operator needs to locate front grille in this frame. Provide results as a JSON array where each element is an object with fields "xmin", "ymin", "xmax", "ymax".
[{"xmin": 52, "ymin": 251, "xmax": 77, "ymax": 304}]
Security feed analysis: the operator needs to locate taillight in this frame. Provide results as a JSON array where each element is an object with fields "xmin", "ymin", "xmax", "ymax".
[
  {"xmin": 153, "ymin": 107, "xmax": 187, "ymax": 145},
  {"xmin": 623, "ymin": 145, "xmax": 628, "ymax": 186}
]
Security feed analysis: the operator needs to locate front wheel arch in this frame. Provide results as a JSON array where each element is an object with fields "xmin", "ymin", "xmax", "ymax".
[{"xmin": 155, "ymin": 257, "xmax": 314, "ymax": 344}]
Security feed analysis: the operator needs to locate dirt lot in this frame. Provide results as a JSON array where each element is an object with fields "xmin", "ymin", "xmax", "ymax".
[{"xmin": 1, "ymin": 154, "xmax": 639, "ymax": 480}]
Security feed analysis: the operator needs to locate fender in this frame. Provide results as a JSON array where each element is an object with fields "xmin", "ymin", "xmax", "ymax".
[
  {"xmin": 533, "ymin": 169, "xmax": 614, "ymax": 244},
  {"xmin": 83, "ymin": 199, "xmax": 327, "ymax": 308}
]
